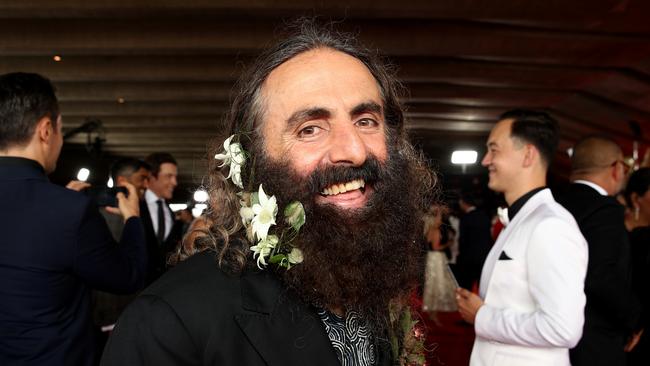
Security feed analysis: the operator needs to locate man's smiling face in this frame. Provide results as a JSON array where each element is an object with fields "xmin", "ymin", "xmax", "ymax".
[{"xmin": 259, "ymin": 48, "xmax": 388, "ymax": 211}]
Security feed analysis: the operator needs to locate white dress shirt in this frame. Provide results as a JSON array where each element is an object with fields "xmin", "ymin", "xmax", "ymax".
[{"xmin": 145, "ymin": 189, "xmax": 173, "ymax": 240}]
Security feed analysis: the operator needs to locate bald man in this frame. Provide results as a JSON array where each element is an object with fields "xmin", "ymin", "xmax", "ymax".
[{"xmin": 557, "ymin": 136, "xmax": 641, "ymax": 366}]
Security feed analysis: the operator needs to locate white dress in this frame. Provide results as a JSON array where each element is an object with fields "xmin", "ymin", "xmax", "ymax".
[{"xmin": 422, "ymin": 251, "xmax": 458, "ymax": 312}]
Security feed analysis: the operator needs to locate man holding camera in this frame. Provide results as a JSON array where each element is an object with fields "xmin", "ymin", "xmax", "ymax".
[
  {"xmin": 0, "ymin": 72, "xmax": 147, "ymax": 366},
  {"xmin": 101, "ymin": 157, "xmax": 151, "ymax": 240}
]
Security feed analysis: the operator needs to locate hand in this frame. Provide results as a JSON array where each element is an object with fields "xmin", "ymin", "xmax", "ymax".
[
  {"xmin": 625, "ymin": 329, "xmax": 644, "ymax": 352},
  {"xmin": 456, "ymin": 287, "xmax": 483, "ymax": 324},
  {"xmin": 105, "ymin": 182, "xmax": 140, "ymax": 221},
  {"xmin": 66, "ymin": 180, "xmax": 91, "ymax": 192}
]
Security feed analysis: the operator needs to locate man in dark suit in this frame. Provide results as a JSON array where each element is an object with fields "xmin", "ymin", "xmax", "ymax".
[
  {"xmin": 140, "ymin": 152, "xmax": 182, "ymax": 285},
  {"xmin": 455, "ymin": 192, "xmax": 492, "ymax": 290},
  {"xmin": 102, "ymin": 22, "xmax": 436, "ymax": 365},
  {"xmin": 557, "ymin": 136, "xmax": 641, "ymax": 366},
  {"xmin": 0, "ymin": 72, "xmax": 147, "ymax": 366},
  {"xmin": 94, "ymin": 157, "xmax": 151, "ymax": 354}
]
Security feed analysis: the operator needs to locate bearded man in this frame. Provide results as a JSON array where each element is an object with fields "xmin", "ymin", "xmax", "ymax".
[{"xmin": 101, "ymin": 22, "xmax": 436, "ymax": 366}]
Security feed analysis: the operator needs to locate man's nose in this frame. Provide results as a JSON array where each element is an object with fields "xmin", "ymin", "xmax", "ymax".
[
  {"xmin": 327, "ymin": 124, "xmax": 368, "ymax": 166},
  {"xmin": 481, "ymin": 152, "xmax": 490, "ymax": 167}
]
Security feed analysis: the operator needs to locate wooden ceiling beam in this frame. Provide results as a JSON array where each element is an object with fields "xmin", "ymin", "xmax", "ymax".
[
  {"xmin": 63, "ymin": 116, "xmax": 221, "ymax": 128},
  {"xmin": 59, "ymin": 101, "xmax": 228, "ymax": 116},
  {"xmin": 1, "ymin": 1, "xmax": 649, "ymax": 34},
  {"xmin": 1, "ymin": 19, "xmax": 649, "ymax": 68},
  {"xmin": 55, "ymin": 81, "xmax": 232, "ymax": 102},
  {"xmin": 5, "ymin": 55, "xmax": 647, "ymax": 94},
  {"xmin": 0, "ymin": 56, "xmax": 245, "ymax": 82}
]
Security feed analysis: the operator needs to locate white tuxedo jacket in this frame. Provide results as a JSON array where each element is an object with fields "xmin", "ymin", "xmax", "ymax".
[{"xmin": 471, "ymin": 189, "xmax": 588, "ymax": 366}]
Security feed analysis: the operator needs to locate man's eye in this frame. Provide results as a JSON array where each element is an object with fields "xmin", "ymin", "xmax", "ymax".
[
  {"xmin": 356, "ymin": 118, "xmax": 378, "ymax": 128},
  {"xmin": 298, "ymin": 126, "xmax": 319, "ymax": 137}
]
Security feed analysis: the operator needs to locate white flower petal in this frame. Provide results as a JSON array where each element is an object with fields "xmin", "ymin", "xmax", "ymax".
[
  {"xmin": 258, "ymin": 185, "xmax": 268, "ymax": 206},
  {"xmin": 240, "ymin": 206, "xmax": 254, "ymax": 225},
  {"xmin": 223, "ymin": 135, "xmax": 234, "ymax": 150},
  {"xmin": 231, "ymin": 164, "xmax": 243, "ymax": 188}
]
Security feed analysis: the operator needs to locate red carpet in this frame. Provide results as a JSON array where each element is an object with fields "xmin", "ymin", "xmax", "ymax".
[{"xmin": 411, "ymin": 293, "xmax": 475, "ymax": 365}]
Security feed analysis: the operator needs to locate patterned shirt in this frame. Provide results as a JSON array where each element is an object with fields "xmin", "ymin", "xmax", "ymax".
[{"xmin": 317, "ymin": 309, "xmax": 376, "ymax": 366}]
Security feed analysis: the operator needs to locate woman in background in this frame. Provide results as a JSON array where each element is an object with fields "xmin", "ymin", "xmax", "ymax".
[{"xmin": 421, "ymin": 205, "xmax": 457, "ymax": 313}]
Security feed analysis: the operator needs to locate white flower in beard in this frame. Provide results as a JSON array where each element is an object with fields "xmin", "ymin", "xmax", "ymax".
[
  {"xmin": 250, "ymin": 235, "xmax": 278, "ymax": 268},
  {"xmin": 251, "ymin": 184, "xmax": 277, "ymax": 241}
]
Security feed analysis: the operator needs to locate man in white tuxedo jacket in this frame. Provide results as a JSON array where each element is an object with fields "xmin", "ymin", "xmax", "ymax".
[{"xmin": 456, "ymin": 109, "xmax": 588, "ymax": 366}]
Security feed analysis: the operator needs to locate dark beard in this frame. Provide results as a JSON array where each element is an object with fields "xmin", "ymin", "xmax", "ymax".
[{"xmin": 251, "ymin": 147, "xmax": 425, "ymax": 322}]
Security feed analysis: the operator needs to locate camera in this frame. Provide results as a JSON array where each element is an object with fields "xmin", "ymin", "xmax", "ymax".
[{"xmin": 86, "ymin": 186, "xmax": 128, "ymax": 207}]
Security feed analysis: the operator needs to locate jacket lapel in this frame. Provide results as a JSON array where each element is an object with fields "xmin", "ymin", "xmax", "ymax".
[
  {"xmin": 139, "ymin": 200, "xmax": 156, "ymax": 240},
  {"xmin": 234, "ymin": 271, "xmax": 340, "ymax": 366},
  {"xmin": 479, "ymin": 189, "xmax": 551, "ymax": 298}
]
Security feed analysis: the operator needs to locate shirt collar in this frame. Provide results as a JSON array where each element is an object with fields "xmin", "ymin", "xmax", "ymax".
[
  {"xmin": 573, "ymin": 180, "xmax": 608, "ymax": 196},
  {"xmin": 145, "ymin": 189, "xmax": 163, "ymax": 204},
  {"xmin": 508, "ymin": 187, "xmax": 546, "ymax": 221}
]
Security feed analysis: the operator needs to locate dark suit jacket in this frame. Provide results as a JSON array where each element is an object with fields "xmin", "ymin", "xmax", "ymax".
[
  {"xmin": 557, "ymin": 183, "xmax": 641, "ymax": 366},
  {"xmin": 0, "ymin": 157, "xmax": 147, "ymax": 366},
  {"xmin": 101, "ymin": 251, "xmax": 394, "ymax": 366},
  {"xmin": 139, "ymin": 200, "xmax": 182, "ymax": 285},
  {"xmin": 457, "ymin": 208, "xmax": 492, "ymax": 266}
]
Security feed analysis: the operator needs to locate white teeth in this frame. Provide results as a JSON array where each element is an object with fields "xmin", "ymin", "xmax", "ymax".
[{"xmin": 320, "ymin": 179, "xmax": 366, "ymax": 196}]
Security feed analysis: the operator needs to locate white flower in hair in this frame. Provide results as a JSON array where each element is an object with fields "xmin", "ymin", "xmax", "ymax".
[
  {"xmin": 217, "ymin": 135, "xmax": 305, "ymax": 269},
  {"xmin": 214, "ymin": 135, "xmax": 245, "ymax": 188},
  {"xmin": 240, "ymin": 206, "xmax": 254, "ymax": 226},
  {"xmin": 251, "ymin": 185, "xmax": 277, "ymax": 241},
  {"xmin": 230, "ymin": 162, "xmax": 243, "ymax": 189}
]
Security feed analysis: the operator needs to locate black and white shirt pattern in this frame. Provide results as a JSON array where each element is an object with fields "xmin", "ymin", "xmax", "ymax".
[{"xmin": 317, "ymin": 309, "xmax": 376, "ymax": 366}]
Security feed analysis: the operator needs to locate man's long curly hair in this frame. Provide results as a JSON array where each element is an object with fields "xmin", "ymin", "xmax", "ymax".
[{"xmin": 169, "ymin": 20, "xmax": 438, "ymax": 275}]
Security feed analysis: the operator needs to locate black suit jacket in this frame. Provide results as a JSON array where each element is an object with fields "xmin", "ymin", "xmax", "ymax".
[
  {"xmin": 101, "ymin": 251, "xmax": 394, "ymax": 366},
  {"xmin": 0, "ymin": 157, "xmax": 146, "ymax": 366},
  {"xmin": 457, "ymin": 208, "xmax": 492, "ymax": 266},
  {"xmin": 139, "ymin": 199, "xmax": 182, "ymax": 285},
  {"xmin": 557, "ymin": 183, "xmax": 640, "ymax": 366}
]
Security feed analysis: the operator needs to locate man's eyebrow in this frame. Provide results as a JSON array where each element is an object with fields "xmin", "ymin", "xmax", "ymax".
[
  {"xmin": 487, "ymin": 141, "xmax": 498, "ymax": 148},
  {"xmin": 286, "ymin": 107, "xmax": 331, "ymax": 130},
  {"xmin": 350, "ymin": 101, "xmax": 382, "ymax": 118}
]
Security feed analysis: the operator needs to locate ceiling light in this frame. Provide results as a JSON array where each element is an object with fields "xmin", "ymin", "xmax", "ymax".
[
  {"xmin": 193, "ymin": 189, "xmax": 209, "ymax": 202},
  {"xmin": 76, "ymin": 168, "xmax": 90, "ymax": 182},
  {"xmin": 169, "ymin": 203, "xmax": 188, "ymax": 212},
  {"xmin": 53, "ymin": 55, "xmax": 62, "ymax": 62},
  {"xmin": 117, "ymin": 97, "xmax": 125, "ymax": 104},
  {"xmin": 451, "ymin": 150, "xmax": 478, "ymax": 165},
  {"xmin": 192, "ymin": 205, "xmax": 207, "ymax": 218}
]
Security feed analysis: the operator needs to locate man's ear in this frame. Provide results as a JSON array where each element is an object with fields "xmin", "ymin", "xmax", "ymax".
[
  {"xmin": 36, "ymin": 116, "xmax": 55, "ymax": 144},
  {"xmin": 611, "ymin": 162, "xmax": 623, "ymax": 182},
  {"xmin": 522, "ymin": 144, "xmax": 537, "ymax": 167},
  {"xmin": 116, "ymin": 176, "xmax": 129, "ymax": 186}
]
